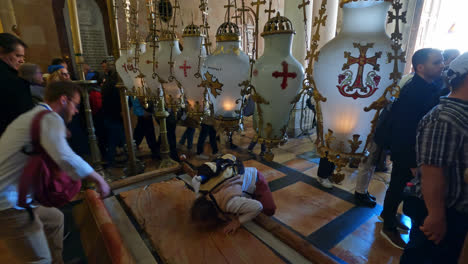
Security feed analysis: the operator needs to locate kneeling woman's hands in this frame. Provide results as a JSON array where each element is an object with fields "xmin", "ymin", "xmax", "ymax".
[{"xmin": 223, "ymin": 218, "xmax": 241, "ymax": 235}]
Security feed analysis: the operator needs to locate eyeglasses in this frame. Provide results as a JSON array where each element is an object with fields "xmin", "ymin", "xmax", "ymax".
[
  {"xmin": 67, "ymin": 98, "xmax": 80, "ymax": 110},
  {"xmin": 61, "ymin": 72, "xmax": 70, "ymax": 76}
]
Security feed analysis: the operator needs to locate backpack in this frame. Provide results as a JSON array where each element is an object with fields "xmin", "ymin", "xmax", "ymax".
[
  {"xmin": 17, "ymin": 110, "xmax": 82, "ymax": 215},
  {"xmin": 374, "ymin": 101, "xmax": 395, "ymax": 149}
]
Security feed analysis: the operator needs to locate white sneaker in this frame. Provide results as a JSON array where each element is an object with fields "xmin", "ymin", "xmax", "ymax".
[
  {"xmin": 317, "ymin": 177, "xmax": 333, "ymax": 189},
  {"xmin": 197, "ymin": 154, "xmax": 210, "ymax": 160}
]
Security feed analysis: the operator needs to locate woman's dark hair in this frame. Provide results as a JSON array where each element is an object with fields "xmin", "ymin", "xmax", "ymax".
[
  {"xmin": 191, "ymin": 196, "xmax": 224, "ymax": 230},
  {"xmin": 447, "ymin": 69, "xmax": 468, "ymax": 92}
]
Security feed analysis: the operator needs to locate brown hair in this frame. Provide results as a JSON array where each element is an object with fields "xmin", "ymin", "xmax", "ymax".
[
  {"xmin": 44, "ymin": 81, "xmax": 81, "ymax": 103},
  {"xmin": 191, "ymin": 196, "xmax": 224, "ymax": 230},
  {"xmin": 46, "ymin": 69, "xmax": 68, "ymax": 84}
]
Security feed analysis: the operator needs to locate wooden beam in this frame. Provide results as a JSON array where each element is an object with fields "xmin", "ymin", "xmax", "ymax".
[
  {"xmin": 74, "ymin": 190, "xmax": 135, "ymax": 264},
  {"xmin": 110, "ymin": 165, "xmax": 181, "ymax": 190},
  {"xmin": 254, "ymin": 214, "xmax": 339, "ymax": 264}
]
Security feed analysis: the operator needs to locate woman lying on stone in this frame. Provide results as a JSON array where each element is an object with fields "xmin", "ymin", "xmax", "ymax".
[{"xmin": 181, "ymin": 154, "xmax": 276, "ymax": 235}]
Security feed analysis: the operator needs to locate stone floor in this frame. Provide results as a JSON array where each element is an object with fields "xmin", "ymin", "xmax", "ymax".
[
  {"xmin": 107, "ymin": 116, "xmax": 410, "ymax": 264},
  {"xmin": 0, "ymin": 116, "xmax": 410, "ymax": 264}
]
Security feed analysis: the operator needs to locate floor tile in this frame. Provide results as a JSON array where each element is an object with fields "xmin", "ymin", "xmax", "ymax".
[
  {"xmin": 283, "ymin": 158, "xmax": 317, "ymax": 172},
  {"xmin": 271, "ymin": 148, "xmax": 297, "ymax": 163},
  {"xmin": 243, "ymin": 159, "xmax": 286, "ymax": 182},
  {"xmin": 330, "ymin": 215, "xmax": 409, "ymax": 264},
  {"xmin": 272, "ymin": 182, "xmax": 354, "ymax": 236},
  {"xmin": 303, "ymin": 166, "xmax": 318, "ymax": 178}
]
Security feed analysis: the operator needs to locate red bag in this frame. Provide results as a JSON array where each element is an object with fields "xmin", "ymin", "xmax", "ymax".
[{"xmin": 17, "ymin": 110, "xmax": 82, "ymax": 209}]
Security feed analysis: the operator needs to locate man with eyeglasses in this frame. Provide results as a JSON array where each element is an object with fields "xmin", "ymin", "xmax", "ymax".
[
  {"xmin": 0, "ymin": 33, "xmax": 34, "ymax": 136},
  {"xmin": 0, "ymin": 81, "xmax": 110, "ymax": 263}
]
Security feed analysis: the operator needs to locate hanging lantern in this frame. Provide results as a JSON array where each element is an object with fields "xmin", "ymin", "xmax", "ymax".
[
  {"xmin": 116, "ymin": 43, "xmax": 146, "ymax": 94},
  {"xmin": 156, "ymin": 30, "xmax": 183, "ymax": 111},
  {"xmin": 173, "ymin": 23, "xmax": 207, "ymax": 126},
  {"xmin": 313, "ymin": 0, "xmax": 403, "ymax": 179},
  {"xmin": 140, "ymin": 35, "xmax": 161, "ymax": 98},
  {"xmin": 251, "ymin": 13, "xmax": 305, "ymax": 161},
  {"xmin": 200, "ymin": 21, "xmax": 250, "ymax": 132}
]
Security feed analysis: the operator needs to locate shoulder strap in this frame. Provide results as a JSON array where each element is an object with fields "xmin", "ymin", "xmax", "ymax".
[{"xmin": 30, "ymin": 110, "xmax": 52, "ymax": 151}]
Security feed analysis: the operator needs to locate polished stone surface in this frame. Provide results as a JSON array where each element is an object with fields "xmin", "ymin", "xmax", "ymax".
[{"xmin": 272, "ymin": 181, "xmax": 354, "ymax": 236}]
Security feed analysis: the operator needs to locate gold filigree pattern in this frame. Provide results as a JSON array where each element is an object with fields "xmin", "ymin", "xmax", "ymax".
[
  {"xmin": 198, "ymin": 72, "xmax": 223, "ymax": 97},
  {"xmin": 348, "ymin": 134, "xmax": 362, "ymax": 154},
  {"xmin": 324, "ymin": 129, "xmax": 335, "ymax": 148}
]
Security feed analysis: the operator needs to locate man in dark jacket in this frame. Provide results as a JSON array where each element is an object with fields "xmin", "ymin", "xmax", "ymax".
[
  {"xmin": 100, "ymin": 60, "xmax": 125, "ymax": 166},
  {"xmin": 0, "ymin": 33, "xmax": 33, "ymax": 136},
  {"xmin": 380, "ymin": 48, "xmax": 445, "ymax": 249}
]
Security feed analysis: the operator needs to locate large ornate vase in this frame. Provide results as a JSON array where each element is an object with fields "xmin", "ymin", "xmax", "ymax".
[
  {"xmin": 313, "ymin": 0, "xmax": 403, "ymax": 156},
  {"xmin": 156, "ymin": 31, "xmax": 182, "ymax": 108},
  {"xmin": 174, "ymin": 24, "xmax": 207, "ymax": 119},
  {"xmin": 116, "ymin": 44, "xmax": 146, "ymax": 94},
  {"xmin": 251, "ymin": 14, "xmax": 305, "ymax": 148},
  {"xmin": 201, "ymin": 22, "xmax": 249, "ymax": 120},
  {"xmin": 140, "ymin": 42, "xmax": 162, "ymax": 96}
]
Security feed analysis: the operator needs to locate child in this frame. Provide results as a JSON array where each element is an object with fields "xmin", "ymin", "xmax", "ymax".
[{"xmin": 182, "ymin": 154, "xmax": 276, "ymax": 234}]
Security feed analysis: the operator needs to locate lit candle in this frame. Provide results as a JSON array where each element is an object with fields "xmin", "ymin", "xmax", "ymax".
[
  {"xmin": 222, "ymin": 99, "xmax": 235, "ymax": 111},
  {"xmin": 333, "ymin": 110, "xmax": 359, "ymax": 134}
]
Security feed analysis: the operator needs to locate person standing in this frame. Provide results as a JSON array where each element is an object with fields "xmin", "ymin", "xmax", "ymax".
[
  {"xmin": 100, "ymin": 60, "xmax": 126, "ymax": 167},
  {"xmin": 400, "ymin": 52, "xmax": 468, "ymax": 264},
  {"xmin": 0, "ymin": 81, "xmax": 110, "ymax": 263},
  {"xmin": 380, "ymin": 48, "xmax": 445, "ymax": 249},
  {"xmin": 18, "ymin": 63, "xmax": 45, "ymax": 104},
  {"xmin": 131, "ymin": 97, "xmax": 160, "ymax": 159},
  {"xmin": 0, "ymin": 33, "xmax": 33, "ymax": 136}
]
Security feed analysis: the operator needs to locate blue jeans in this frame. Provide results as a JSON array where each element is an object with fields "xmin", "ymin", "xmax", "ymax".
[{"xmin": 179, "ymin": 127, "xmax": 195, "ymax": 150}]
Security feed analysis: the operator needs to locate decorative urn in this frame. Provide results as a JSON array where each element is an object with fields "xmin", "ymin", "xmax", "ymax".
[
  {"xmin": 140, "ymin": 34, "xmax": 161, "ymax": 98},
  {"xmin": 173, "ymin": 24, "xmax": 207, "ymax": 125},
  {"xmin": 313, "ymin": 0, "xmax": 403, "ymax": 168},
  {"xmin": 155, "ymin": 30, "xmax": 182, "ymax": 111},
  {"xmin": 200, "ymin": 21, "xmax": 250, "ymax": 131},
  {"xmin": 251, "ymin": 13, "xmax": 305, "ymax": 160}
]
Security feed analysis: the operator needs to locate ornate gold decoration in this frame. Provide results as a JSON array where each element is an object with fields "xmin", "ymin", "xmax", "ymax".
[
  {"xmin": 305, "ymin": 0, "xmax": 327, "ymax": 77},
  {"xmin": 324, "ymin": 129, "xmax": 335, "ymax": 148},
  {"xmin": 251, "ymin": 0, "xmax": 266, "ymax": 59},
  {"xmin": 215, "ymin": 21, "xmax": 241, "ymax": 42},
  {"xmin": 261, "ymin": 12, "xmax": 295, "ymax": 36},
  {"xmin": 348, "ymin": 134, "xmax": 362, "ymax": 154},
  {"xmin": 198, "ymin": 72, "xmax": 223, "ymax": 97},
  {"xmin": 264, "ymin": 0, "xmax": 276, "ymax": 20},
  {"xmin": 387, "ymin": 43, "xmax": 406, "ymax": 86},
  {"xmin": 387, "ymin": 0, "xmax": 407, "ymax": 42},
  {"xmin": 182, "ymin": 23, "xmax": 202, "ymax": 37},
  {"xmin": 298, "ymin": 0, "xmax": 311, "ymax": 24},
  {"xmin": 159, "ymin": 30, "xmax": 178, "ymax": 41},
  {"xmin": 212, "ymin": 46, "xmax": 241, "ymax": 56},
  {"xmin": 362, "ymin": 0, "xmax": 407, "ymax": 150}
]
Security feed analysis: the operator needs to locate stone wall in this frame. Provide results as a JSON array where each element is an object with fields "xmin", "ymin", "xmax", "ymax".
[
  {"xmin": 11, "ymin": 0, "xmax": 62, "ymax": 72},
  {"xmin": 77, "ymin": 0, "xmax": 109, "ymax": 72}
]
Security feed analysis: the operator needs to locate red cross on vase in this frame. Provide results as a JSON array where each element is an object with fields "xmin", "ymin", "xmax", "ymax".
[
  {"xmin": 272, "ymin": 61, "xmax": 297, "ymax": 90},
  {"xmin": 179, "ymin": 60, "xmax": 192, "ymax": 77},
  {"xmin": 337, "ymin": 43, "xmax": 382, "ymax": 99}
]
